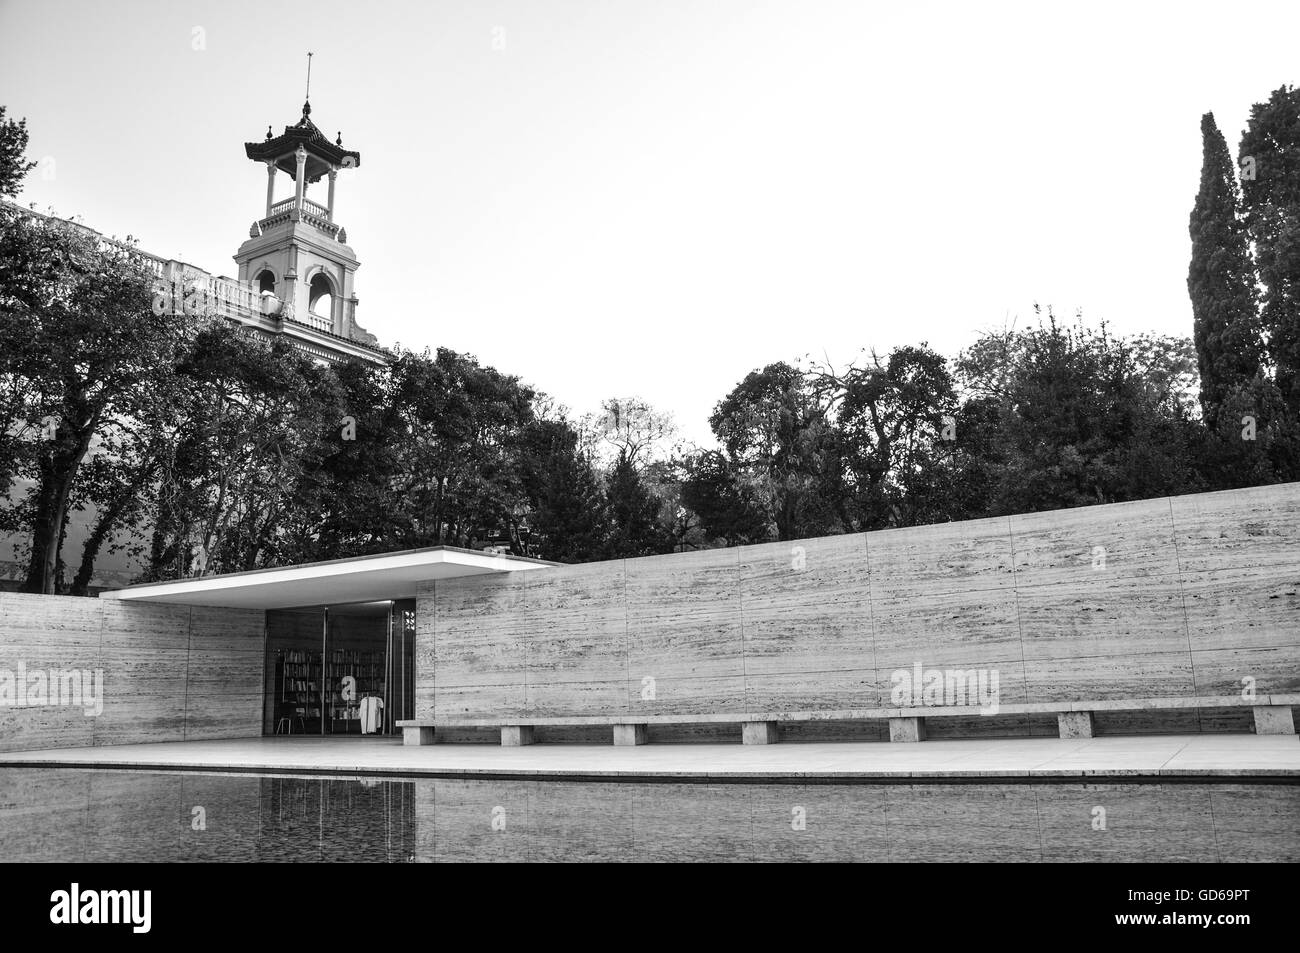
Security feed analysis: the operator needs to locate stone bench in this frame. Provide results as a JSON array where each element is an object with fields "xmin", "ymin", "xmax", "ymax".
[{"xmin": 397, "ymin": 694, "xmax": 1300, "ymax": 746}]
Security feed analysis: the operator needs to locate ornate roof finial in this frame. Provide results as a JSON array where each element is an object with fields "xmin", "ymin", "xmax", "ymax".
[
  {"xmin": 265, "ymin": 125, "xmax": 273, "ymax": 140},
  {"xmin": 336, "ymin": 131, "xmax": 343, "ymax": 146}
]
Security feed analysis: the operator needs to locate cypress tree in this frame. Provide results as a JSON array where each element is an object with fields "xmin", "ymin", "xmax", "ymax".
[{"xmin": 1188, "ymin": 112, "xmax": 1262, "ymax": 430}]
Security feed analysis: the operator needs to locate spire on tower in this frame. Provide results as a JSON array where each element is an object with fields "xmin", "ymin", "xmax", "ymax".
[{"xmin": 303, "ymin": 51, "xmax": 313, "ymax": 119}]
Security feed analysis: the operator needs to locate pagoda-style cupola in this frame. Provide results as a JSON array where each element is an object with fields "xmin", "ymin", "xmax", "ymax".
[
  {"xmin": 246, "ymin": 101, "xmax": 360, "ymax": 184},
  {"xmin": 243, "ymin": 100, "xmax": 360, "ymax": 232}
]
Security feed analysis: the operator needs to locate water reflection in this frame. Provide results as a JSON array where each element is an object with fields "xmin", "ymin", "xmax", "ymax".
[{"xmin": 0, "ymin": 769, "xmax": 1296, "ymax": 862}]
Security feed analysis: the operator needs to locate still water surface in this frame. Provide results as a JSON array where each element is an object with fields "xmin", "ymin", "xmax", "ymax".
[{"xmin": 1, "ymin": 769, "xmax": 1296, "ymax": 862}]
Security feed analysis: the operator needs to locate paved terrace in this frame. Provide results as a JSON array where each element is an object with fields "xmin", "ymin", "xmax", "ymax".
[{"xmin": 1, "ymin": 734, "xmax": 1297, "ymax": 780}]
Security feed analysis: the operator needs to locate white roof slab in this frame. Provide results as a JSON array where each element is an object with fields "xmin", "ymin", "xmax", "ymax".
[{"xmin": 97, "ymin": 546, "xmax": 557, "ymax": 609}]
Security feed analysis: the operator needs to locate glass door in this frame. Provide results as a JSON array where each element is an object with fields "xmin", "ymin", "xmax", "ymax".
[
  {"xmin": 265, "ymin": 603, "xmax": 394, "ymax": 736},
  {"xmin": 385, "ymin": 600, "xmax": 416, "ymax": 735},
  {"xmin": 325, "ymin": 603, "xmax": 390, "ymax": 735},
  {"xmin": 265, "ymin": 607, "xmax": 327, "ymax": 735}
]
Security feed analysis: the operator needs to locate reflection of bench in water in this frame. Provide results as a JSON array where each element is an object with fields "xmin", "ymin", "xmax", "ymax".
[{"xmin": 399, "ymin": 693, "xmax": 1299, "ymax": 746}]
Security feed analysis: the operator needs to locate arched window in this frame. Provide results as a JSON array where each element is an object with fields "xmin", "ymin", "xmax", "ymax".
[
  {"xmin": 256, "ymin": 269, "xmax": 276, "ymax": 295},
  {"xmin": 308, "ymin": 273, "xmax": 334, "ymax": 329}
]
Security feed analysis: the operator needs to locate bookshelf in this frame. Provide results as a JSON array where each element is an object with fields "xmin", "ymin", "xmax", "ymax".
[
  {"xmin": 275, "ymin": 648, "xmax": 387, "ymax": 734},
  {"xmin": 276, "ymin": 649, "xmax": 323, "ymax": 733},
  {"xmin": 324, "ymin": 648, "xmax": 386, "ymax": 733}
]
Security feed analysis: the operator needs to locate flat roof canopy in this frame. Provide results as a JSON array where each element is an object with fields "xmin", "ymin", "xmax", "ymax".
[{"xmin": 98, "ymin": 547, "xmax": 556, "ymax": 610}]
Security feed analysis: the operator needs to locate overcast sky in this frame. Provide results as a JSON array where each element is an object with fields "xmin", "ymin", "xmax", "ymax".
[{"xmin": 2, "ymin": 0, "xmax": 1297, "ymax": 445}]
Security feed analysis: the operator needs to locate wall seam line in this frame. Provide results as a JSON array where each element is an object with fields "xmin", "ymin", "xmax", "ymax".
[
  {"xmin": 93, "ymin": 600, "xmax": 106, "ymax": 748},
  {"xmin": 1007, "ymin": 516, "xmax": 1032, "ymax": 715},
  {"xmin": 622, "ymin": 559, "xmax": 632, "ymax": 720},
  {"xmin": 522, "ymin": 575, "xmax": 529, "ymax": 720},
  {"xmin": 431, "ymin": 581, "xmax": 437, "ymax": 724},
  {"xmin": 1168, "ymin": 496, "xmax": 1200, "ymax": 732},
  {"xmin": 182, "ymin": 605, "xmax": 192, "ymax": 741},
  {"xmin": 864, "ymin": 532, "xmax": 879, "ymax": 716},
  {"xmin": 737, "ymin": 546, "xmax": 748, "ymax": 715}
]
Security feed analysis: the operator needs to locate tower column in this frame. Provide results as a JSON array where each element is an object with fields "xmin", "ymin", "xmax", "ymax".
[
  {"xmin": 282, "ymin": 246, "xmax": 299, "ymax": 319},
  {"xmin": 264, "ymin": 161, "xmax": 276, "ymax": 217},
  {"xmin": 293, "ymin": 145, "xmax": 307, "ymax": 221},
  {"xmin": 326, "ymin": 167, "xmax": 338, "ymax": 222}
]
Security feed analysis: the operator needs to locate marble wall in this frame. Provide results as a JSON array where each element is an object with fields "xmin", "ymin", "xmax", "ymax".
[
  {"xmin": 418, "ymin": 483, "xmax": 1300, "ymax": 730},
  {"xmin": 0, "ymin": 593, "xmax": 264, "ymax": 752}
]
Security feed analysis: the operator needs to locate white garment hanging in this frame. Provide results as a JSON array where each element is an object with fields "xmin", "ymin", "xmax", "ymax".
[{"xmin": 359, "ymin": 696, "xmax": 384, "ymax": 734}]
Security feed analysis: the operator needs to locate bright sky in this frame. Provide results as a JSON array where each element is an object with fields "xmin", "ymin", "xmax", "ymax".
[{"xmin": 2, "ymin": 0, "xmax": 1297, "ymax": 445}]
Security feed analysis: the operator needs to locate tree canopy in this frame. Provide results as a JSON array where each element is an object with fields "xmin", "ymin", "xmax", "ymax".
[{"xmin": 3, "ymin": 88, "xmax": 1299, "ymax": 592}]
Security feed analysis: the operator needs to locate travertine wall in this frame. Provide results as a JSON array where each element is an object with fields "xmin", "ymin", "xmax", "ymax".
[
  {"xmin": 0, "ymin": 593, "xmax": 264, "ymax": 752},
  {"xmin": 417, "ymin": 483, "xmax": 1300, "ymax": 729}
]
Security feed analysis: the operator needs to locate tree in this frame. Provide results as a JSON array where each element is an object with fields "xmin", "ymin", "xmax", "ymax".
[
  {"xmin": 578, "ymin": 396, "xmax": 677, "ymax": 557},
  {"xmin": 956, "ymin": 309, "xmax": 1204, "ymax": 514},
  {"xmin": 0, "ymin": 206, "xmax": 187, "ymax": 593},
  {"xmin": 602, "ymin": 450, "xmax": 670, "ymax": 558},
  {"xmin": 678, "ymin": 450, "xmax": 769, "ymax": 546},
  {"xmin": 384, "ymin": 348, "xmax": 536, "ymax": 552},
  {"xmin": 277, "ymin": 357, "xmax": 402, "ymax": 563},
  {"xmin": 0, "ymin": 106, "xmax": 36, "ymax": 198},
  {"xmin": 66, "ymin": 373, "xmax": 187, "ymax": 595},
  {"xmin": 708, "ymin": 361, "xmax": 842, "ymax": 541},
  {"xmin": 0, "ymin": 361, "xmax": 30, "ymax": 517},
  {"xmin": 0, "ymin": 115, "xmax": 38, "ymax": 511},
  {"xmin": 1240, "ymin": 86, "xmax": 1300, "ymax": 415},
  {"xmin": 811, "ymin": 345, "xmax": 961, "ymax": 530},
  {"xmin": 143, "ymin": 323, "xmax": 341, "ymax": 581},
  {"xmin": 1189, "ymin": 112, "xmax": 1264, "ymax": 430},
  {"xmin": 581, "ymin": 396, "xmax": 677, "ymax": 467},
  {"xmin": 520, "ymin": 417, "xmax": 608, "ymax": 561},
  {"xmin": 641, "ymin": 455, "xmax": 705, "ymax": 552}
]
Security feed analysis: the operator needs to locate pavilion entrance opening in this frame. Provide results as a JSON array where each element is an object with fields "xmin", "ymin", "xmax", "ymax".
[{"xmin": 263, "ymin": 600, "xmax": 415, "ymax": 737}]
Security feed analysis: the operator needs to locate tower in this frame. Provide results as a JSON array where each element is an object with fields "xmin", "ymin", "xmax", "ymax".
[{"xmin": 237, "ymin": 97, "xmax": 377, "ymax": 351}]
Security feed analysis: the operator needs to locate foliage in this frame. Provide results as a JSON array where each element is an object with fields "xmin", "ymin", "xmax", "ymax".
[
  {"xmin": 0, "ymin": 106, "xmax": 35, "ymax": 198},
  {"xmin": 1239, "ymin": 85, "xmax": 1300, "ymax": 415},
  {"xmin": 0, "ymin": 204, "xmax": 187, "ymax": 592}
]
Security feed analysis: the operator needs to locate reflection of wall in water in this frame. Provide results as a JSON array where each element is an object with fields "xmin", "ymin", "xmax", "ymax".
[
  {"xmin": 412, "ymin": 778, "xmax": 1300, "ymax": 863},
  {"xmin": 0, "ymin": 770, "xmax": 416, "ymax": 863},
  {"xmin": 1, "ymin": 770, "xmax": 1294, "ymax": 862}
]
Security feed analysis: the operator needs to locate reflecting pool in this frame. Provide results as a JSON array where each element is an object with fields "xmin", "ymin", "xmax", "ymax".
[{"xmin": 1, "ymin": 769, "xmax": 1296, "ymax": 862}]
